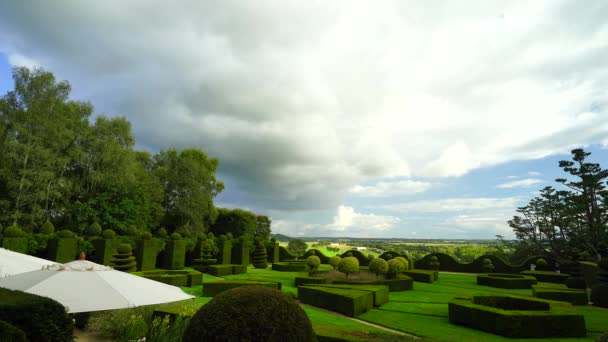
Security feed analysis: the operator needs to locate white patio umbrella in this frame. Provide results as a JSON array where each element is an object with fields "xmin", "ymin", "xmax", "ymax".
[
  {"xmin": 0, "ymin": 259, "xmax": 194, "ymax": 313},
  {"xmin": 0, "ymin": 248, "xmax": 58, "ymax": 277}
]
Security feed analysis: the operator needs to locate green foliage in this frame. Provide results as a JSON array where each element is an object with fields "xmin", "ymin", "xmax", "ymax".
[
  {"xmin": 536, "ymin": 258, "xmax": 548, "ymax": 269},
  {"xmin": 287, "ymin": 239, "xmax": 308, "ymax": 258},
  {"xmin": 369, "ymin": 258, "xmax": 389, "ymax": 278},
  {"xmin": 47, "ymin": 235, "xmax": 78, "ymax": 262},
  {"xmin": 481, "ymin": 258, "xmax": 495, "ymax": 273},
  {"xmin": 3, "ymin": 225, "xmax": 24, "ymax": 237},
  {"xmin": 0, "ymin": 287, "xmax": 74, "ymax": 342},
  {"xmin": 339, "ymin": 256, "xmax": 360, "ymax": 278},
  {"xmin": 428, "ymin": 255, "xmax": 440, "ymax": 270},
  {"xmin": 91, "ymin": 238, "xmax": 114, "ymax": 265},
  {"xmin": 156, "ymin": 227, "xmax": 168, "ymax": 238},
  {"xmin": 40, "ymin": 220, "xmax": 55, "ymax": 235},
  {"xmin": 476, "ymin": 273, "xmax": 537, "ymax": 289},
  {"xmin": 210, "ymin": 208, "xmax": 256, "ymax": 248},
  {"xmin": 329, "ymin": 256, "xmax": 342, "ymax": 269},
  {"xmin": 102, "ymin": 229, "xmax": 116, "ymax": 239},
  {"xmin": 56, "ymin": 229, "xmax": 75, "ymax": 238},
  {"xmin": 162, "ymin": 239, "xmax": 187, "ymax": 270},
  {"xmin": 255, "ymin": 215, "xmax": 272, "ymax": 243},
  {"xmin": 170, "ymin": 232, "xmax": 182, "ymax": 240},
  {"xmin": 202, "ymin": 280, "xmax": 280, "ymax": 297},
  {"xmin": 111, "ymin": 243, "xmax": 137, "ymax": 272},
  {"xmin": 0, "ymin": 320, "xmax": 27, "ymax": 342},
  {"xmin": 88, "ymin": 306, "xmax": 155, "ymax": 341},
  {"xmin": 183, "ymin": 286, "xmax": 315, "ymax": 342},
  {"xmin": 394, "ymin": 256, "xmax": 409, "ymax": 270},
  {"xmin": 147, "ymin": 315, "xmax": 190, "ymax": 342},
  {"xmin": 252, "ymin": 241, "xmax": 269, "ymax": 269},
  {"xmin": 141, "ymin": 231, "xmax": 152, "ymax": 240},
  {"xmin": 387, "ymin": 259, "xmax": 405, "ymax": 276},
  {"xmin": 307, "ymin": 255, "xmax": 321, "ymax": 274},
  {"xmin": 403, "ymin": 270, "xmax": 437, "ymax": 283},
  {"xmin": 298, "ymin": 285, "xmax": 374, "ymax": 317},
  {"xmin": 85, "ymin": 222, "xmax": 102, "ymax": 237}
]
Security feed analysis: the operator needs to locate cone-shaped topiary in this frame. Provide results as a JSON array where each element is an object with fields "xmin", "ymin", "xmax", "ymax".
[
  {"xmin": 481, "ymin": 258, "xmax": 495, "ymax": 273},
  {"xmin": 369, "ymin": 258, "xmax": 389, "ymax": 279},
  {"xmin": 111, "ymin": 244, "xmax": 137, "ymax": 272},
  {"xmin": 252, "ymin": 241, "xmax": 268, "ymax": 269},
  {"xmin": 338, "ymin": 256, "xmax": 359, "ymax": 279},
  {"xmin": 40, "ymin": 220, "xmax": 55, "ymax": 235},
  {"xmin": 306, "ymin": 255, "xmax": 320, "ymax": 275},
  {"xmin": 591, "ymin": 258, "xmax": 608, "ymax": 308},
  {"xmin": 85, "ymin": 222, "xmax": 102, "ymax": 237},
  {"xmin": 329, "ymin": 256, "xmax": 341, "ymax": 270},
  {"xmin": 183, "ymin": 286, "xmax": 315, "ymax": 342}
]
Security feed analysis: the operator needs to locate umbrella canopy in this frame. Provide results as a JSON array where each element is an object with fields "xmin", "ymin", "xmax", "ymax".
[
  {"xmin": 0, "ymin": 248, "xmax": 58, "ymax": 277},
  {"xmin": 0, "ymin": 259, "xmax": 194, "ymax": 313}
]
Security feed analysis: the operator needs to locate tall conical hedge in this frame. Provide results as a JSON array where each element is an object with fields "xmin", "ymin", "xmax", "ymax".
[{"xmin": 252, "ymin": 241, "xmax": 268, "ymax": 269}]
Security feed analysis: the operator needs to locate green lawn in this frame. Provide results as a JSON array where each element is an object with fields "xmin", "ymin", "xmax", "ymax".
[{"xmin": 182, "ymin": 267, "xmax": 608, "ymax": 341}]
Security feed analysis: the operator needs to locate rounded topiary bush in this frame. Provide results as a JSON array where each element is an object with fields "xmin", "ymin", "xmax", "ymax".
[
  {"xmin": 84, "ymin": 222, "xmax": 102, "ymax": 237},
  {"xmin": 329, "ymin": 256, "xmax": 341, "ymax": 270},
  {"xmin": 369, "ymin": 257, "xmax": 389, "ymax": 279},
  {"xmin": 306, "ymin": 255, "xmax": 321, "ymax": 274},
  {"xmin": 40, "ymin": 220, "xmax": 55, "ymax": 235},
  {"xmin": 56, "ymin": 229, "xmax": 75, "ymax": 238},
  {"xmin": 183, "ymin": 286, "xmax": 315, "ymax": 342},
  {"xmin": 171, "ymin": 232, "xmax": 182, "ymax": 240},
  {"xmin": 102, "ymin": 229, "xmax": 116, "ymax": 240},
  {"xmin": 381, "ymin": 253, "xmax": 393, "ymax": 261},
  {"xmin": 3, "ymin": 225, "xmax": 25, "ymax": 238},
  {"xmin": 394, "ymin": 256, "xmax": 409, "ymax": 270},
  {"xmin": 339, "ymin": 256, "xmax": 359, "ymax": 278},
  {"xmin": 536, "ymin": 258, "xmax": 548, "ymax": 270},
  {"xmin": 388, "ymin": 258, "xmax": 405, "ymax": 276},
  {"xmin": 156, "ymin": 227, "xmax": 168, "ymax": 238},
  {"xmin": 140, "ymin": 231, "xmax": 152, "ymax": 240},
  {"xmin": 0, "ymin": 320, "xmax": 27, "ymax": 342}
]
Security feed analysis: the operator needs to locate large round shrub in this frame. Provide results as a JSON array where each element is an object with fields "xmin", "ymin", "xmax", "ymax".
[
  {"xmin": 0, "ymin": 320, "xmax": 27, "ymax": 342},
  {"xmin": 394, "ymin": 256, "xmax": 409, "ymax": 270},
  {"xmin": 40, "ymin": 220, "xmax": 55, "ymax": 235},
  {"xmin": 306, "ymin": 255, "xmax": 321, "ymax": 274},
  {"xmin": 3, "ymin": 225, "xmax": 25, "ymax": 237},
  {"xmin": 170, "ymin": 232, "xmax": 182, "ymax": 240},
  {"xmin": 102, "ymin": 229, "xmax": 116, "ymax": 240},
  {"xmin": 183, "ymin": 286, "xmax": 315, "ymax": 342},
  {"xmin": 388, "ymin": 259, "xmax": 405, "ymax": 276},
  {"xmin": 156, "ymin": 227, "xmax": 168, "ymax": 238},
  {"xmin": 338, "ymin": 256, "xmax": 359, "ymax": 278},
  {"xmin": 85, "ymin": 222, "xmax": 102, "ymax": 237},
  {"xmin": 329, "ymin": 256, "xmax": 341, "ymax": 269},
  {"xmin": 369, "ymin": 258, "xmax": 389, "ymax": 278}
]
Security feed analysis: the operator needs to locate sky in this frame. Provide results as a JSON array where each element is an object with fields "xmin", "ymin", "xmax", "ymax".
[{"xmin": 0, "ymin": 1, "xmax": 607, "ymax": 239}]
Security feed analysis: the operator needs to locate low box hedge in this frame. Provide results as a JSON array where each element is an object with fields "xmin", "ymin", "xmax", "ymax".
[
  {"xmin": 477, "ymin": 273, "xmax": 537, "ymax": 289},
  {"xmin": 131, "ymin": 269, "xmax": 202, "ymax": 287},
  {"xmin": 298, "ymin": 285, "xmax": 374, "ymax": 317},
  {"xmin": 1, "ymin": 237, "xmax": 28, "ymax": 254},
  {"xmin": 521, "ymin": 270, "xmax": 570, "ymax": 284},
  {"xmin": 294, "ymin": 276, "xmax": 330, "ymax": 287},
  {"xmin": 403, "ymin": 270, "xmax": 437, "ymax": 283},
  {"xmin": 449, "ymin": 295, "xmax": 586, "ymax": 338},
  {"xmin": 47, "ymin": 237, "xmax": 78, "ymax": 263},
  {"xmin": 232, "ymin": 264, "xmax": 247, "ymax": 275},
  {"xmin": 333, "ymin": 275, "xmax": 413, "ymax": 292},
  {"xmin": 310, "ymin": 284, "xmax": 389, "ymax": 306},
  {"xmin": 208, "ymin": 264, "xmax": 234, "ymax": 276},
  {"xmin": 532, "ymin": 285, "xmax": 588, "ymax": 305},
  {"xmin": 272, "ymin": 262, "xmax": 308, "ymax": 272},
  {"xmin": 202, "ymin": 281, "xmax": 280, "ymax": 297}
]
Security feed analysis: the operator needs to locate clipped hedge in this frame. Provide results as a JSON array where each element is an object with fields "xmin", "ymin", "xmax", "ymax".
[
  {"xmin": 477, "ymin": 273, "xmax": 537, "ymax": 289},
  {"xmin": 404, "ymin": 270, "xmax": 438, "ymax": 283},
  {"xmin": 162, "ymin": 239, "xmax": 187, "ymax": 270},
  {"xmin": 520, "ymin": 270, "xmax": 570, "ymax": 284},
  {"xmin": 231, "ymin": 244, "xmax": 249, "ymax": 266},
  {"xmin": 0, "ymin": 288, "xmax": 74, "ymax": 342},
  {"xmin": 272, "ymin": 262, "xmax": 308, "ymax": 272},
  {"xmin": 416, "ymin": 252, "xmax": 556, "ymax": 273},
  {"xmin": 448, "ymin": 295, "xmax": 586, "ymax": 338},
  {"xmin": 302, "ymin": 249, "xmax": 331, "ymax": 264},
  {"xmin": 532, "ymin": 285, "xmax": 588, "ymax": 305},
  {"xmin": 332, "ymin": 275, "xmax": 413, "ymax": 292},
  {"xmin": 217, "ymin": 240, "xmax": 232, "ymax": 264},
  {"xmin": 309, "ymin": 284, "xmax": 389, "ymax": 307},
  {"xmin": 268, "ymin": 242, "xmax": 280, "ymax": 263},
  {"xmin": 208, "ymin": 264, "xmax": 234, "ymax": 276},
  {"xmin": 278, "ymin": 245, "xmax": 296, "ymax": 261},
  {"xmin": 1, "ymin": 237, "xmax": 28, "ymax": 254},
  {"xmin": 378, "ymin": 251, "xmax": 413, "ymax": 269},
  {"xmin": 91, "ymin": 238, "xmax": 115, "ymax": 266},
  {"xmin": 202, "ymin": 280, "xmax": 281, "ymax": 297},
  {"xmin": 298, "ymin": 285, "xmax": 374, "ymax": 317},
  {"xmin": 47, "ymin": 237, "xmax": 78, "ymax": 263},
  {"xmin": 339, "ymin": 250, "xmax": 371, "ymax": 267},
  {"xmin": 132, "ymin": 269, "xmax": 202, "ymax": 287},
  {"xmin": 110, "ymin": 244, "xmax": 137, "ymax": 272},
  {"xmin": 135, "ymin": 238, "xmax": 163, "ymax": 271},
  {"xmin": 294, "ymin": 276, "xmax": 330, "ymax": 287}
]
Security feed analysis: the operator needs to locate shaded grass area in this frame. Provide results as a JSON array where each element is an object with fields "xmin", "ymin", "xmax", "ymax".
[{"xmin": 361, "ymin": 272, "xmax": 608, "ymax": 341}]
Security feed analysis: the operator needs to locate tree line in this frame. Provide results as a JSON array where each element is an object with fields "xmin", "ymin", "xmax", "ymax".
[
  {"xmin": 505, "ymin": 148, "xmax": 608, "ymax": 262},
  {"xmin": 0, "ymin": 67, "xmax": 270, "ymax": 247}
]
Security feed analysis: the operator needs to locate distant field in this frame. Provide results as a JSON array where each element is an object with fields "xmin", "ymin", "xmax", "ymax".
[{"xmin": 277, "ymin": 241, "xmax": 380, "ymax": 258}]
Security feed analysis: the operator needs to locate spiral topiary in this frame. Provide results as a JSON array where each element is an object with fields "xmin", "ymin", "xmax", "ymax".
[
  {"xmin": 329, "ymin": 256, "xmax": 341, "ymax": 270},
  {"xmin": 84, "ymin": 222, "xmax": 102, "ymax": 237},
  {"xmin": 3, "ymin": 225, "xmax": 25, "ymax": 238},
  {"xmin": 182, "ymin": 286, "xmax": 315, "ymax": 342},
  {"xmin": 338, "ymin": 256, "xmax": 359, "ymax": 279},
  {"xmin": 102, "ymin": 229, "xmax": 116, "ymax": 240},
  {"xmin": 252, "ymin": 241, "xmax": 268, "ymax": 269},
  {"xmin": 306, "ymin": 255, "xmax": 321, "ymax": 274},
  {"xmin": 394, "ymin": 256, "xmax": 409, "ymax": 270},
  {"xmin": 369, "ymin": 257, "xmax": 389, "ymax": 279},
  {"xmin": 481, "ymin": 258, "xmax": 495, "ymax": 273},
  {"xmin": 40, "ymin": 220, "xmax": 55, "ymax": 235},
  {"xmin": 110, "ymin": 243, "xmax": 137, "ymax": 272}
]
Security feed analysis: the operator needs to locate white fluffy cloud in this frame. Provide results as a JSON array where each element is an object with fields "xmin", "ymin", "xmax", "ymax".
[
  {"xmin": 378, "ymin": 197, "xmax": 520, "ymax": 213},
  {"xmin": 0, "ymin": 1, "xmax": 607, "ymax": 237},
  {"xmin": 496, "ymin": 178, "xmax": 543, "ymax": 189}
]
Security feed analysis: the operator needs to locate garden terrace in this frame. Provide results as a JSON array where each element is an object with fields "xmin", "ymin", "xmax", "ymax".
[
  {"xmin": 521, "ymin": 270, "xmax": 570, "ymax": 284},
  {"xmin": 532, "ymin": 285, "xmax": 589, "ymax": 305},
  {"xmin": 477, "ymin": 273, "xmax": 538, "ymax": 289}
]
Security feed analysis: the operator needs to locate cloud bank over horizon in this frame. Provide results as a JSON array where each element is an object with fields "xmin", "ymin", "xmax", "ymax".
[{"xmin": 1, "ymin": 1, "xmax": 607, "ymax": 238}]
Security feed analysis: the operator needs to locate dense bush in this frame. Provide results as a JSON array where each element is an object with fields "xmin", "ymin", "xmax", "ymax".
[
  {"xmin": 252, "ymin": 241, "xmax": 268, "ymax": 269},
  {"xmin": 388, "ymin": 259, "xmax": 405, "ymax": 277},
  {"xmin": 329, "ymin": 256, "xmax": 341, "ymax": 269},
  {"xmin": 481, "ymin": 258, "xmax": 495, "ymax": 273},
  {"xmin": 536, "ymin": 258, "xmax": 548, "ymax": 270},
  {"xmin": 111, "ymin": 243, "xmax": 137, "ymax": 272},
  {"xmin": 394, "ymin": 256, "xmax": 409, "ymax": 270},
  {"xmin": 591, "ymin": 259, "xmax": 608, "ymax": 308},
  {"xmin": 429, "ymin": 255, "xmax": 440, "ymax": 270},
  {"xmin": 338, "ymin": 256, "xmax": 359, "ymax": 278},
  {"xmin": 102, "ymin": 229, "xmax": 116, "ymax": 239},
  {"xmin": 3, "ymin": 225, "xmax": 25, "ymax": 237},
  {"xmin": 40, "ymin": 220, "xmax": 55, "ymax": 235},
  {"xmin": 56, "ymin": 229, "xmax": 76, "ymax": 238},
  {"xmin": 0, "ymin": 288, "xmax": 73, "ymax": 342},
  {"xmin": 306, "ymin": 255, "xmax": 321, "ymax": 274},
  {"xmin": 85, "ymin": 222, "xmax": 102, "ymax": 237},
  {"xmin": 0, "ymin": 320, "xmax": 27, "ymax": 342},
  {"xmin": 369, "ymin": 258, "xmax": 389, "ymax": 279},
  {"xmin": 141, "ymin": 231, "xmax": 153, "ymax": 240},
  {"xmin": 156, "ymin": 227, "xmax": 168, "ymax": 238},
  {"xmin": 183, "ymin": 286, "xmax": 315, "ymax": 342},
  {"xmin": 171, "ymin": 232, "xmax": 182, "ymax": 240}
]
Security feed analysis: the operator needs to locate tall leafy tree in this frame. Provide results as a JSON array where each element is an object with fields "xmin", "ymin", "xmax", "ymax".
[
  {"xmin": 255, "ymin": 215, "xmax": 272, "ymax": 242},
  {"xmin": 211, "ymin": 208, "xmax": 257, "ymax": 247}
]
